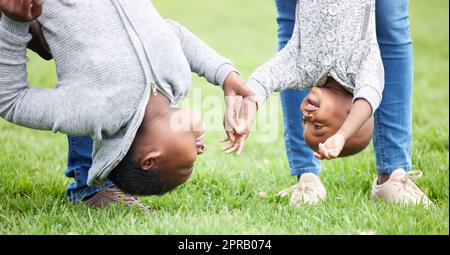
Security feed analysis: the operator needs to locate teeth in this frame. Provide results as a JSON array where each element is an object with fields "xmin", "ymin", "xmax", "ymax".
[{"xmin": 305, "ymin": 103, "xmax": 318, "ymax": 111}]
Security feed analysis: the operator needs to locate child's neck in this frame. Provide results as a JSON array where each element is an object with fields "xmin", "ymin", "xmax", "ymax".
[
  {"xmin": 326, "ymin": 77, "xmax": 353, "ymax": 97},
  {"xmin": 149, "ymin": 93, "xmax": 170, "ymax": 113},
  {"xmin": 142, "ymin": 93, "xmax": 171, "ymax": 128}
]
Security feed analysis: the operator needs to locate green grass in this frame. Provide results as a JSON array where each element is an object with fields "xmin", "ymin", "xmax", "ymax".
[{"xmin": 0, "ymin": 0, "xmax": 448, "ymax": 234}]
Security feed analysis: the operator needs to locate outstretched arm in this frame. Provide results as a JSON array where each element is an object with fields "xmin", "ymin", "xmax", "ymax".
[
  {"xmin": 219, "ymin": 2, "xmax": 302, "ymax": 154},
  {"xmin": 246, "ymin": 2, "xmax": 302, "ymax": 104},
  {"xmin": 166, "ymin": 19, "xmax": 237, "ymax": 87},
  {"xmin": 167, "ymin": 19, "xmax": 259, "ymax": 155}
]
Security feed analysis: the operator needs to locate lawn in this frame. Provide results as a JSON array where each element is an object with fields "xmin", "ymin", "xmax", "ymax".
[{"xmin": 0, "ymin": 0, "xmax": 448, "ymax": 234}]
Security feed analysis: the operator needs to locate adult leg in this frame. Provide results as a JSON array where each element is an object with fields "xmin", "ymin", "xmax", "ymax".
[
  {"xmin": 371, "ymin": 0, "xmax": 432, "ymax": 205},
  {"xmin": 374, "ymin": 0, "xmax": 413, "ymax": 179},
  {"xmin": 65, "ymin": 136, "xmax": 114, "ymax": 204},
  {"xmin": 275, "ymin": 0, "xmax": 324, "ymax": 205}
]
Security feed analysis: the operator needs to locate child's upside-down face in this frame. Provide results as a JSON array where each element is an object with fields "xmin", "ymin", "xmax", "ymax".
[
  {"xmin": 152, "ymin": 107, "xmax": 206, "ymax": 184},
  {"xmin": 131, "ymin": 95, "xmax": 206, "ymax": 190},
  {"xmin": 301, "ymin": 78, "xmax": 353, "ymax": 150},
  {"xmin": 300, "ymin": 77, "xmax": 373, "ymax": 156}
]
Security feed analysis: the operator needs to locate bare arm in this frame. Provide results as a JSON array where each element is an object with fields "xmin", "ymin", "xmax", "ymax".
[
  {"xmin": 337, "ymin": 99, "xmax": 372, "ymax": 141},
  {"xmin": 314, "ymin": 99, "xmax": 372, "ymax": 160}
]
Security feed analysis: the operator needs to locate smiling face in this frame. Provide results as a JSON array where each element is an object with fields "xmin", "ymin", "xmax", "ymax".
[
  {"xmin": 301, "ymin": 78, "xmax": 353, "ymax": 152},
  {"xmin": 300, "ymin": 78, "xmax": 374, "ymax": 157}
]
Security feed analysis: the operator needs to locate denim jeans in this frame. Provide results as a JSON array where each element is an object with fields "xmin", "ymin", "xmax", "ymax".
[
  {"xmin": 275, "ymin": 0, "xmax": 413, "ymax": 176},
  {"xmin": 65, "ymin": 136, "xmax": 114, "ymax": 203}
]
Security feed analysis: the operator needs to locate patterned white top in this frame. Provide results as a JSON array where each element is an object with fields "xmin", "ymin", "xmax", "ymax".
[{"xmin": 248, "ymin": 0, "xmax": 384, "ymax": 114}]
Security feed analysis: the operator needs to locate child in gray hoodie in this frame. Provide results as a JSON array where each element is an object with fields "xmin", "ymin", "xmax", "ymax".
[{"xmin": 0, "ymin": 0, "xmax": 252, "ymax": 196}]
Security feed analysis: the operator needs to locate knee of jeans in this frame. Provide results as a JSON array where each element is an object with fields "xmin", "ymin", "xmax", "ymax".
[
  {"xmin": 376, "ymin": 2, "xmax": 412, "ymax": 45},
  {"xmin": 377, "ymin": 23, "xmax": 412, "ymax": 46}
]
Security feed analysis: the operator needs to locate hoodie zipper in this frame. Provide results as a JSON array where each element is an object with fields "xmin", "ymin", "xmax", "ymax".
[
  {"xmin": 150, "ymin": 81, "xmax": 158, "ymax": 95},
  {"xmin": 150, "ymin": 80, "xmax": 173, "ymax": 101}
]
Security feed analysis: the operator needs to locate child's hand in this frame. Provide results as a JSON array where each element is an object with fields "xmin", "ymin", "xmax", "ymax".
[
  {"xmin": 314, "ymin": 133, "xmax": 345, "ymax": 160},
  {"xmin": 222, "ymin": 72, "xmax": 254, "ymax": 154},
  {"xmin": 0, "ymin": 0, "xmax": 42, "ymax": 22},
  {"xmin": 221, "ymin": 97, "xmax": 257, "ymax": 155}
]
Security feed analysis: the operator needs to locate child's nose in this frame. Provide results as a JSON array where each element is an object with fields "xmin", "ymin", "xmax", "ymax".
[
  {"xmin": 195, "ymin": 133, "xmax": 206, "ymax": 155},
  {"xmin": 197, "ymin": 144, "xmax": 206, "ymax": 155}
]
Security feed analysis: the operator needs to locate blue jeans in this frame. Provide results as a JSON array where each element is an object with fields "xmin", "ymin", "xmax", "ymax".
[
  {"xmin": 65, "ymin": 136, "xmax": 114, "ymax": 203},
  {"xmin": 275, "ymin": 0, "xmax": 413, "ymax": 175}
]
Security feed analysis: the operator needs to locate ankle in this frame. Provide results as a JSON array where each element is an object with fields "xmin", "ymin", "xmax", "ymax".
[{"xmin": 377, "ymin": 173, "xmax": 391, "ymax": 185}]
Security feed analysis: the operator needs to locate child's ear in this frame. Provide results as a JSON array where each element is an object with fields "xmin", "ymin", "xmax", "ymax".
[{"xmin": 140, "ymin": 151, "xmax": 162, "ymax": 171}]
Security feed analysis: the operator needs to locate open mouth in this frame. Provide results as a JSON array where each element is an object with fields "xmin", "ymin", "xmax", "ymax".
[{"xmin": 304, "ymin": 98, "xmax": 319, "ymax": 112}]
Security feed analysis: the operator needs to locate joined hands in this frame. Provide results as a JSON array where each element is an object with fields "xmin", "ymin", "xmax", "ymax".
[{"xmin": 221, "ymin": 72, "xmax": 258, "ymax": 155}]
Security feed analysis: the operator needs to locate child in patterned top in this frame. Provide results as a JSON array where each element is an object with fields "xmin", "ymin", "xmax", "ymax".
[{"xmin": 225, "ymin": 0, "xmax": 384, "ymax": 160}]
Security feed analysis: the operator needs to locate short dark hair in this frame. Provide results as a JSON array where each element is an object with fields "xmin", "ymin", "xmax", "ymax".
[{"xmin": 108, "ymin": 154, "xmax": 174, "ymax": 196}]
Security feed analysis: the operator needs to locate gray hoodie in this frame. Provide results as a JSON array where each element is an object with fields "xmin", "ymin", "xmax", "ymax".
[{"xmin": 0, "ymin": 0, "xmax": 237, "ymax": 185}]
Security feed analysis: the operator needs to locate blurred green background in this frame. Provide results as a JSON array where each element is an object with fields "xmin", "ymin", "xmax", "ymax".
[{"xmin": 0, "ymin": 0, "xmax": 448, "ymax": 234}]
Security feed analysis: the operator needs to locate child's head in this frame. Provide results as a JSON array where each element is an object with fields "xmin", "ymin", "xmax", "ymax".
[
  {"xmin": 301, "ymin": 78, "xmax": 373, "ymax": 157},
  {"xmin": 108, "ymin": 93, "xmax": 205, "ymax": 196}
]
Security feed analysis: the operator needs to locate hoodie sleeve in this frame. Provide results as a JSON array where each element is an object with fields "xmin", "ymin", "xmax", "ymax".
[
  {"xmin": 353, "ymin": 5, "xmax": 385, "ymax": 116},
  {"xmin": 246, "ymin": 2, "xmax": 302, "ymax": 104},
  {"xmin": 353, "ymin": 43, "xmax": 384, "ymax": 115},
  {"xmin": 166, "ymin": 19, "xmax": 238, "ymax": 87},
  {"xmin": 0, "ymin": 15, "xmax": 123, "ymax": 140}
]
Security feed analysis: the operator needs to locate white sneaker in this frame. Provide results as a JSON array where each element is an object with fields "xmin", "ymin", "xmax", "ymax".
[
  {"xmin": 371, "ymin": 169, "xmax": 433, "ymax": 207},
  {"xmin": 277, "ymin": 173, "xmax": 326, "ymax": 205}
]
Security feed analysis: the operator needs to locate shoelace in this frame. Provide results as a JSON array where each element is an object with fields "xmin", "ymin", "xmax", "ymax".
[
  {"xmin": 277, "ymin": 182, "xmax": 316, "ymax": 198},
  {"xmin": 401, "ymin": 170, "xmax": 423, "ymax": 183},
  {"xmin": 399, "ymin": 170, "xmax": 429, "ymax": 199}
]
